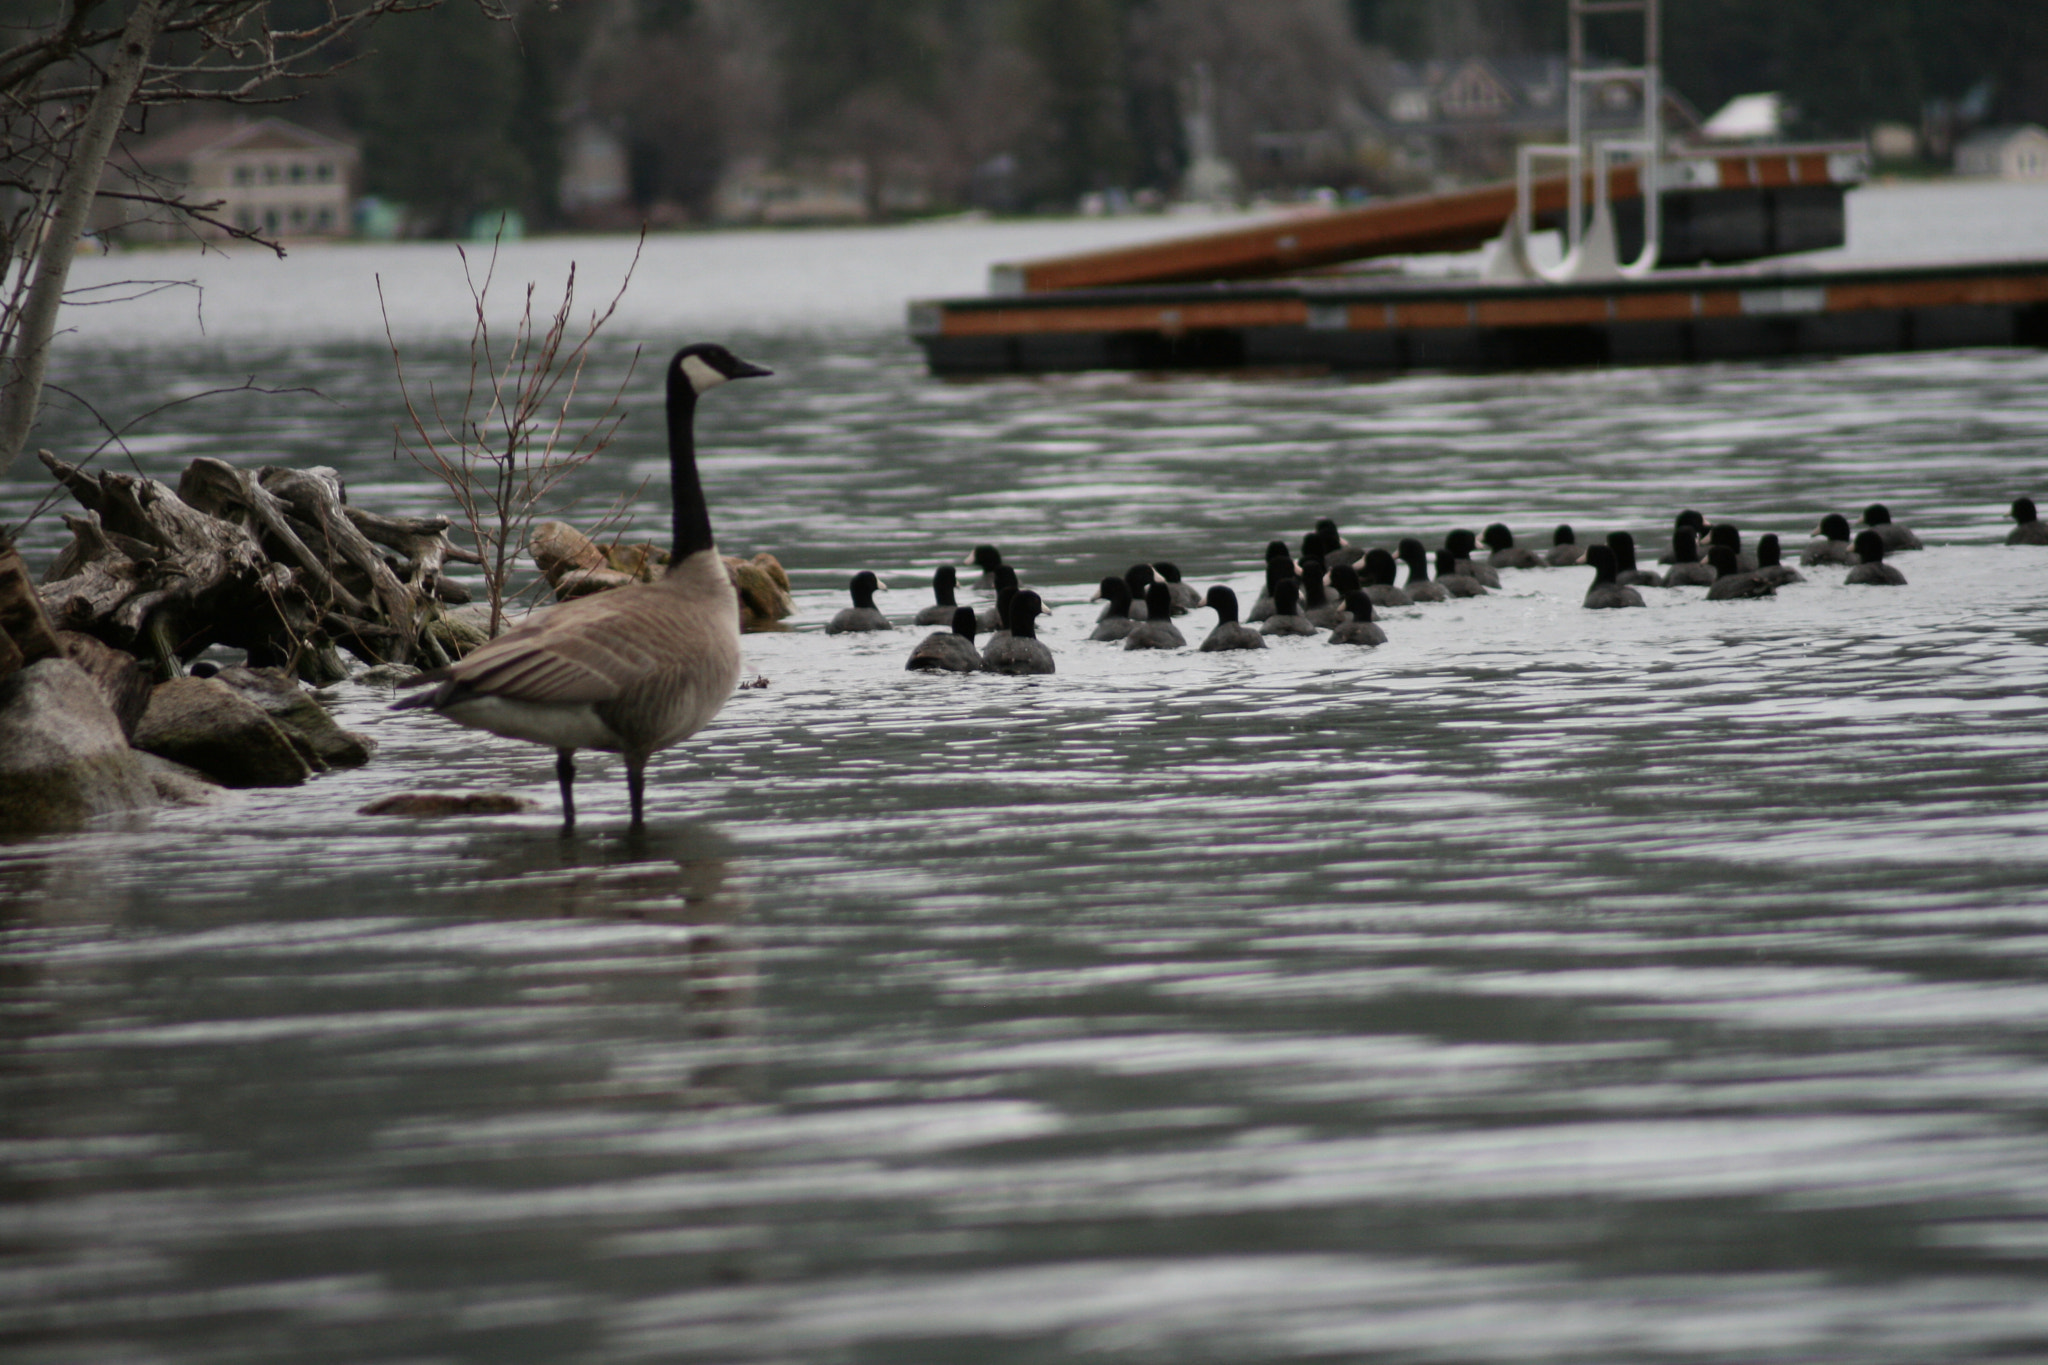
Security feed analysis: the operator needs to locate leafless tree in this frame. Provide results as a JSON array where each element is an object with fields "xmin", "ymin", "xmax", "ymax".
[
  {"xmin": 0, "ymin": 0, "xmax": 468, "ymax": 482},
  {"xmin": 381, "ymin": 235, "xmax": 643, "ymax": 638}
]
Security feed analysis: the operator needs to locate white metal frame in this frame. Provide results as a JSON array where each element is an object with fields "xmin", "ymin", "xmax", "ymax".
[{"xmin": 1512, "ymin": 0, "xmax": 1663, "ymax": 282}]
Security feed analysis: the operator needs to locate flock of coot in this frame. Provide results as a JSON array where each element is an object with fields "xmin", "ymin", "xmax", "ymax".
[{"xmin": 819, "ymin": 498, "xmax": 2045, "ymax": 676}]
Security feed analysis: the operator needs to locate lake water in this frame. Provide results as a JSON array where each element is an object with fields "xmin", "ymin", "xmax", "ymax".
[{"xmin": 6, "ymin": 182, "xmax": 2048, "ymax": 1363}]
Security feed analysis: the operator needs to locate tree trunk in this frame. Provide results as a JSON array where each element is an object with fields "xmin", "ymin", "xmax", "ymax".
[{"xmin": 0, "ymin": 0, "xmax": 169, "ymax": 477}]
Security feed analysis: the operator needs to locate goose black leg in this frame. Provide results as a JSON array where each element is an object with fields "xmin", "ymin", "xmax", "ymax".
[
  {"xmin": 556, "ymin": 748, "xmax": 577, "ymax": 832},
  {"xmin": 626, "ymin": 754, "xmax": 647, "ymax": 833}
]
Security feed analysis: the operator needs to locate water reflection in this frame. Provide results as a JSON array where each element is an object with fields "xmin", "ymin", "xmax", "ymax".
[{"xmin": 0, "ymin": 824, "xmax": 770, "ymax": 1362}]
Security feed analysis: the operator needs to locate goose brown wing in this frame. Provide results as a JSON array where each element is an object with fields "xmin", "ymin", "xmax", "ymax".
[{"xmin": 433, "ymin": 591, "xmax": 675, "ymax": 705}]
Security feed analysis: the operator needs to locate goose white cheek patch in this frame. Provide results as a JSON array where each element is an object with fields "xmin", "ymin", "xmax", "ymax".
[{"xmin": 680, "ymin": 354, "xmax": 728, "ymax": 392}]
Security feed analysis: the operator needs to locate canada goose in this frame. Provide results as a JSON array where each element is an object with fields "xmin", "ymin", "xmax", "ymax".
[
  {"xmin": 1432, "ymin": 549, "xmax": 1489, "ymax": 598},
  {"xmin": 1803, "ymin": 512, "xmax": 1858, "ymax": 566},
  {"xmin": 2010, "ymin": 497, "xmax": 2048, "ymax": 546},
  {"xmin": 1396, "ymin": 538, "xmax": 1450, "ymax": 602},
  {"xmin": 1328, "ymin": 592, "xmax": 1387, "ymax": 646},
  {"xmin": 394, "ymin": 341, "xmax": 769, "ymax": 832},
  {"xmin": 1846, "ymin": 530, "xmax": 1908, "ymax": 585},
  {"xmin": 1660, "ymin": 527, "xmax": 1717, "ymax": 587},
  {"xmin": 1482, "ymin": 522, "xmax": 1545, "ymax": 569},
  {"xmin": 1752, "ymin": 534, "xmax": 1804, "ymax": 588},
  {"xmin": 1606, "ymin": 531, "xmax": 1662, "ymax": 588},
  {"xmin": 906, "ymin": 607, "xmax": 982, "ymax": 672},
  {"xmin": 825, "ymin": 571, "xmax": 891, "ymax": 633},
  {"xmin": 964, "ymin": 544, "xmax": 1007, "ymax": 590},
  {"xmin": 982, "ymin": 589, "xmax": 1054, "ymax": 673},
  {"xmin": 1124, "ymin": 582, "xmax": 1188, "ymax": 650},
  {"xmin": 1582, "ymin": 544, "xmax": 1644, "ymax": 609},
  {"xmin": 1861, "ymin": 503, "xmax": 1922, "ymax": 552},
  {"xmin": 1199, "ymin": 585, "xmax": 1265, "ymax": 651},
  {"xmin": 1153, "ymin": 561, "xmax": 1203, "ymax": 611},
  {"xmin": 1362, "ymin": 548, "xmax": 1413, "ymax": 607},
  {"xmin": 1546, "ymin": 524, "xmax": 1586, "ymax": 566},
  {"xmin": 913, "ymin": 565, "xmax": 961, "ymax": 626},
  {"xmin": 1090, "ymin": 575, "xmax": 1140, "ymax": 641},
  {"xmin": 1259, "ymin": 579, "xmax": 1319, "ymax": 636},
  {"xmin": 1706, "ymin": 544, "xmax": 1775, "ymax": 600},
  {"xmin": 1443, "ymin": 530, "xmax": 1501, "ymax": 587}
]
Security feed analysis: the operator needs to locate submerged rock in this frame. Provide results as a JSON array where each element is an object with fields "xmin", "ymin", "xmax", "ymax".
[
  {"xmin": 135, "ymin": 752, "xmax": 227, "ymax": 806},
  {"xmin": 353, "ymin": 662, "xmax": 423, "ymax": 688},
  {"xmin": 0, "ymin": 658, "xmax": 160, "ymax": 833},
  {"xmin": 359, "ymin": 792, "xmax": 538, "ymax": 816},
  {"xmin": 133, "ymin": 677, "xmax": 313, "ymax": 788}
]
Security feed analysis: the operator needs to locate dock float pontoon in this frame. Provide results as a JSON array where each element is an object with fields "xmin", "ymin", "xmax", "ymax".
[{"xmin": 910, "ymin": 257, "xmax": 2048, "ymax": 375}]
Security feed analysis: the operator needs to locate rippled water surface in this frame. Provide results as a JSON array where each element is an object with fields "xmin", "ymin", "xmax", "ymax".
[{"xmin": 6, "ymin": 187, "xmax": 2048, "ymax": 1363}]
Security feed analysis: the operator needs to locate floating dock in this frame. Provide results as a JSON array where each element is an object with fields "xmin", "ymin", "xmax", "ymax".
[
  {"xmin": 912, "ymin": 256, "xmax": 2048, "ymax": 376},
  {"xmin": 909, "ymin": 139, "xmax": 2048, "ymax": 377}
]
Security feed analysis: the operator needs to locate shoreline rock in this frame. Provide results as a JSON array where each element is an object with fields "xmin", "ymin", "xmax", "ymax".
[
  {"xmin": 212, "ymin": 664, "xmax": 374, "ymax": 768},
  {"xmin": 0, "ymin": 658, "xmax": 161, "ymax": 833},
  {"xmin": 133, "ymin": 676, "xmax": 314, "ymax": 788}
]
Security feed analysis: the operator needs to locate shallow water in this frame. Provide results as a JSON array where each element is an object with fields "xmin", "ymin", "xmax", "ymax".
[{"xmin": 6, "ymin": 186, "xmax": 2048, "ymax": 1363}]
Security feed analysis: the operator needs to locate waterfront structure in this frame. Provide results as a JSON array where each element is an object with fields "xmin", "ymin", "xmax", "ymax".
[
  {"xmin": 1955, "ymin": 126, "xmax": 2048, "ymax": 182},
  {"xmin": 106, "ymin": 117, "xmax": 357, "ymax": 243}
]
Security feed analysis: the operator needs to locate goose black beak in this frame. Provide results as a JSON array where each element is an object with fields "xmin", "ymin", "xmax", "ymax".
[{"xmin": 731, "ymin": 360, "xmax": 773, "ymax": 380}]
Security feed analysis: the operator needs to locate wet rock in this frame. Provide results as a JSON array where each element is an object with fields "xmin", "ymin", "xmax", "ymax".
[
  {"xmin": 0, "ymin": 658, "xmax": 160, "ymax": 833},
  {"xmin": 359, "ymin": 792, "xmax": 539, "ymax": 816},
  {"xmin": 728, "ymin": 553, "xmax": 794, "ymax": 632},
  {"xmin": 56, "ymin": 632, "xmax": 152, "ymax": 740},
  {"xmin": 135, "ymin": 752, "xmax": 227, "ymax": 806},
  {"xmin": 132, "ymin": 676, "xmax": 313, "ymax": 788},
  {"xmin": 212, "ymin": 664, "xmax": 374, "ymax": 767},
  {"xmin": 553, "ymin": 565, "xmax": 643, "ymax": 598}
]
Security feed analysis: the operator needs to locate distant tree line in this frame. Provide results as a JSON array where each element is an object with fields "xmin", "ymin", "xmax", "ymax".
[{"xmin": 282, "ymin": 0, "xmax": 2043, "ymax": 234}]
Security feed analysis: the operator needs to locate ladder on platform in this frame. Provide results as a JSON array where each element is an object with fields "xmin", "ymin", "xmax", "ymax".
[{"xmin": 1506, "ymin": 0, "xmax": 1662, "ymax": 281}]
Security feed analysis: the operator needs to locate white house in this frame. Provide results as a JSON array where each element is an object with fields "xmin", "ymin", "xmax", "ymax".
[
  {"xmin": 1955, "ymin": 125, "xmax": 2048, "ymax": 181},
  {"xmin": 108, "ymin": 117, "xmax": 358, "ymax": 242}
]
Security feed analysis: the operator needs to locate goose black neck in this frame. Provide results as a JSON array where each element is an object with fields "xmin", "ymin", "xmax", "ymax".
[{"xmin": 666, "ymin": 366, "xmax": 714, "ymax": 560}]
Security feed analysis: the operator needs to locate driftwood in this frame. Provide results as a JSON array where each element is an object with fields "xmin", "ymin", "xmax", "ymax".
[
  {"xmin": 0, "ymin": 545, "xmax": 64, "ymax": 677},
  {"xmin": 528, "ymin": 519, "xmax": 794, "ymax": 631},
  {"xmin": 33, "ymin": 451, "xmax": 478, "ymax": 683}
]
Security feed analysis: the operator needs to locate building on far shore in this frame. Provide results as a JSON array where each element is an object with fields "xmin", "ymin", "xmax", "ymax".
[
  {"xmin": 1954, "ymin": 125, "xmax": 2048, "ymax": 181},
  {"xmin": 100, "ymin": 117, "xmax": 359, "ymax": 243}
]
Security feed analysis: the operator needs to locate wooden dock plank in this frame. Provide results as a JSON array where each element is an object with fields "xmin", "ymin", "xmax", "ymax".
[{"xmin": 1000, "ymin": 146, "xmax": 1863, "ymax": 293}]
